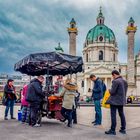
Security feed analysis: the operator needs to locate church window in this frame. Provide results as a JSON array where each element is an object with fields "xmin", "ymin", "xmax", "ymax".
[
  {"xmin": 71, "ymin": 24, "xmax": 74, "ymax": 28},
  {"xmin": 81, "ymin": 81, "xmax": 84, "ymax": 87},
  {"xmin": 86, "ymin": 53, "xmax": 88, "ymax": 62},
  {"xmin": 100, "ymin": 27, "xmax": 103, "ymax": 30},
  {"xmin": 130, "ymin": 23, "xmax": 133, "ymax": 27},
  {"xmin": 119, "ymin": 68, "xmax": 121, "ymax": 73},
  {"xmin": 99, "ymin": 36, "xmax": 103, "ymax": 42},
  {"xmin": 113, "ymin": 53, "xmax": 115, "ymax": 61},
  {"xmin": 99, "ymin": 50, "xmax": 103, "ymax": 60}
]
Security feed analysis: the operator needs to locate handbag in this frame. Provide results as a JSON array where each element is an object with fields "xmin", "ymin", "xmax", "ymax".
[
  {"xmin": 2, "ymin": 95, "xmax": 7, "ymax": 106},
  {"xmin": 102, "ymin": 90, "xmax": 110, "ymax": 108}
]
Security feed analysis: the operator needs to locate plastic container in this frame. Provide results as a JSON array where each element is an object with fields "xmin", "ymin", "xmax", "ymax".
[{"xmin": 18, "ymin": 110, "xmax": 22, "ymax": 121}]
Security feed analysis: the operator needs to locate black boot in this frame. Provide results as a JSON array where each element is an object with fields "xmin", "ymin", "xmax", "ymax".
[
  {"xmin": 11, "ymin": 117, "xmax": 16, "ymax": 119},
  {"xmin": 119, "ymin": 129, "xmax": 126, "ymax": 134},
  {"xmin": 105, "ymin": 129, "xmax": 116, "ymax": 135},
  {"xmin": 67, "ymin": 121, "xmax": 72, "ymax": 127}
]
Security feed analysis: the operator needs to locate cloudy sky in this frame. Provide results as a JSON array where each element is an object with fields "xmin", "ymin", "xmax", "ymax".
[{"xmin": 0, "ymin": 0, "xmax": 140, "ymax": 74}]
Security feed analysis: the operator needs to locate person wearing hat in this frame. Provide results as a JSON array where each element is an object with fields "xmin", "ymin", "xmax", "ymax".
[
  {"xmin": 4, "ymin": 79, "xmax": 17, "ymax": 120},
  {"xmin": 105, "ymin": 70, "xmax": 128, "ymax": 135},
  {"xmin": 57, "ymin": 78, "xmax": 78, "ymax": 127}
]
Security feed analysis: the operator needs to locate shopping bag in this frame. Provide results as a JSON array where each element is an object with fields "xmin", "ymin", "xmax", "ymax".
[{"xmin": 102, "ymin": 90, "xmax": 110, "ymax": 108}]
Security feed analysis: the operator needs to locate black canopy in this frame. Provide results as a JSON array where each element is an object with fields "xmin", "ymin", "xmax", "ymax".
[{"xmin": 14, "ymin": 52, "xmax": 83, "ymax": 76}]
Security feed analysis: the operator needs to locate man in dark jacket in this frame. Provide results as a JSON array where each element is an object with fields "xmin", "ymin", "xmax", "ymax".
[
  {"xmin": 26, "ymin": 76, "xmax": 45, "ymax": 127},
  {"xmin": 90, "ymin": 74, "xmax": 103, "ymax": 126},
  {"xmin": 105, "ymin": 70, "xmax": 128, "ymax": 135}
]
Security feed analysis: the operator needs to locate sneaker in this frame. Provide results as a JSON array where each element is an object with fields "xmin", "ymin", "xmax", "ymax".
[
  {"xmin": 11, "ymin": 117, "xmax": 16, "ymax": 120},
  {"xmin": 32, "ymin": 123, "xmax": 41, "ymax": 127},
  {"xmin": 119, "ymin": 129, "xmax": 126, "ymax": 134},
  {"xmin": 105, "ymin": 129, "xmax": 116, "ymax": 135},
  {"xmin": 4, "ymin": 117, "xmax": 8, "ymax": 120},
  {"xmin": 60, "ymin": 118, "xmax": 66, "ymax": 122},
  {"xmin": 94, "ymin": 123, "xmax": 101, "ymax": 126},
  {"xmin": 67, "ymin": 123, "xmax": 72, "ymax": 128}
]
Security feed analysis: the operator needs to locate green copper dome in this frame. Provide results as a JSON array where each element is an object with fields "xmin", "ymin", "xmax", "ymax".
[
  {"xmin": 85, "ymin": 7, "xmax": 116, "ymax": 47},
  {"xmin": 86, "ymin": 24, "xmax": 116, "ymax": 44}
]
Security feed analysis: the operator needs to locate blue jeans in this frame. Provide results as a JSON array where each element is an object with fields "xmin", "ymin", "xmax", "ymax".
[
  {"xmin": 94, "ymin": 100, "xmax": 102, "ymax": 124},
  {"xmin": 5, "ymin": 99, "xmax": 15, "ymax": 118},
  {"xmin": 21, "ymin": 106, "xmax": 30, "ymax": 123},
  {"xmin": 61, "ymin": 107, "xmax": 73, "ymax": 126}
]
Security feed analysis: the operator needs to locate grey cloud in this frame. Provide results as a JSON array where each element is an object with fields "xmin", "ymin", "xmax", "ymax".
[{"xmin": 0, "ymin": 0, "xmax": 140, "ymax": 73}]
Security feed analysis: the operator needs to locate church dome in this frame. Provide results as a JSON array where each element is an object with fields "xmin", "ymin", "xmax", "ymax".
[
  {"xmin": 86, "ymin": 25, "xmax": 115, "ymax": 43},
  {"xmin": 85, "ymin": 7, "xmax": 116, "ymax": 47}
]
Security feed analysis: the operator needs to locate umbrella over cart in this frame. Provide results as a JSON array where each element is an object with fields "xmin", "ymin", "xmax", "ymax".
[
  {"xmin": 14, "ymin": 51, "xmax": 83, "ymax": 76},
  {"xmin": 14, "ymin": 52, "xmax": 83, "ymax": 121}
]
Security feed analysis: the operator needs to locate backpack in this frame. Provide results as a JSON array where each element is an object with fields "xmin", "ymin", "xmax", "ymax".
[{"xmin": 25, "ymin": 84, "xmax": 33, "ymax": 102}]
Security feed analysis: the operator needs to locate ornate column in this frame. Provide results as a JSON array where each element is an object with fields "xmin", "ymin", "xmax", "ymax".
[{"xmin": 126, "ymin": 17, "xmax": 137, "ymax": 86}]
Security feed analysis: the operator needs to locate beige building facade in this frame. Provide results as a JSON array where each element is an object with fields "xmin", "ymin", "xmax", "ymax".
[{"xmin": 68, "ymin": 8, "xmax": 140, "ymax": 97}]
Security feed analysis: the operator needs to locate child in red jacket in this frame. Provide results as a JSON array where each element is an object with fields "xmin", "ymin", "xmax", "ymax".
[{"xmin": 21, "ymin": 85, "xmax": 30, "ymax": 123}]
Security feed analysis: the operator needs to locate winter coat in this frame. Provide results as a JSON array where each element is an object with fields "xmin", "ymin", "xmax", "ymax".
[
  {"xmin": 92, "ymin": 78, "xmax": 103, "ymax": 101},
  {"xmin": 57, "ymin": 82, "xmax": 78, "ymax": 110},
  {"xmin": 26, "ymin": 78, "xmax": 45, "ymax": 103},
  {"xmin": 21, "ymin": 85, "xmax": 28, "ymax": 106},
  {"xmin": 60, "ymin": 88, "xmax": 78, "ymax": 110},
  {"xmin": 106, "ymin": 76, "xmax": 128, "ymax": 106},
  {"xmin": 4, "ymin": 84, "xmax": 16, "ymax": 100}
]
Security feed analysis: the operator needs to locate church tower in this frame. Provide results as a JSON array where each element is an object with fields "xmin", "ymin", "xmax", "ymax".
[
  {"xmin": 68, "ymin": 18, "xmax": 78, "ymax": 56},
  {"xmin": 126, "ymin": 17, "xmax": 137, "ymax": 86}
]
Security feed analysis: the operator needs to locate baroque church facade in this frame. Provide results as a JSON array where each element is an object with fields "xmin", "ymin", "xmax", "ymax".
[{"xmin": 67, "ymin": 8, "xmax": 140, "ymax": 97}]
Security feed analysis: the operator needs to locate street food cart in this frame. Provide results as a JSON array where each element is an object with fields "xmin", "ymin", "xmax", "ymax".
[{"xmin": 14, "ymin": 51, "xmax": 83, "ymax": 122}]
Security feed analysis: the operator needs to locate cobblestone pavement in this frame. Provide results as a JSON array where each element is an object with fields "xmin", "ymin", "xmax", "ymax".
[{"xmin": 0, "ymin": 105, "xmax": 140, "ymax": 140}]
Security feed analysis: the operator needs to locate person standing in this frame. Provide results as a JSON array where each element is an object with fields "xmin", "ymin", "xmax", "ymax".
[
  {"xmin": 90, "ymin": 74, "xmax": 103, "ymax": 126},
  {"xmin": 21, "ymin": 84, "xmax": 30, "ymax": 124},
  {"xmin": 4, "ymin": 79, "xmax": 16, "ymax": 120},
  {"xmin": 58, "ymin": 79, "xmax": 78, "ymax": 127},
  {"xmin": 105, "ymin": 70, "xmax": 128, "ymax": 135},
  {"xmin": 26, "ymin": 76, "xmax": 45, "ymax": 127}
]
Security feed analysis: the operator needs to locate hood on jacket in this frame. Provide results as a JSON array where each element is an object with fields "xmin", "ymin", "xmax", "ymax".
[{"xmin": 64, "ymin": 81, "xmax": 78, "ymax": 91}]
